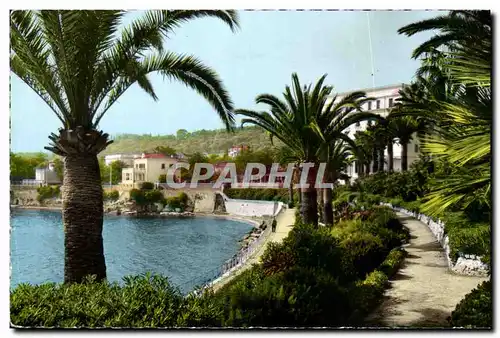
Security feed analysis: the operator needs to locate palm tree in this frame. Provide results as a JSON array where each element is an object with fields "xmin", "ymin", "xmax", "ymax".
[
  {"xmin": 237, "ymin": 73, "xmax": 374, "ymax": 226},
  {"xmin": 398, "ymin": 10, "xmax": 491, "ymax": 61},
  {"xmin": 320, "ymin": 139, "xmax": 355, "ymax": 225},
  {"xmin": 10, "ymin": 10, "xmax": 239, "ymax": 283},
  {"xmin": 385, "ymin": 114, "xmax": 419, "ymax": 171},
  {"xmin": 397, "ymin": 10, "xmax": 491, "ymax": 215}
]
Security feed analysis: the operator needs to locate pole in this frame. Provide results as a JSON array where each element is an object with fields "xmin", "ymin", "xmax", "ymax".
[{"xmin": 366, "ymin": 11, "xmax": 376, "ymax": 88}]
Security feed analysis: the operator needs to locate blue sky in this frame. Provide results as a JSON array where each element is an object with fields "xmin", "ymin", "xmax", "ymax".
[{"xmin": 10, "ymin": 10, "xmax": 443, "ymax": 152}]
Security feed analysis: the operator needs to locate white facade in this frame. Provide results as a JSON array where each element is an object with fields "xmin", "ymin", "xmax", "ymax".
[
  {"xmin": 330, "ymin": 84, "xmax": 421, "ymax": 182},
  {"xmin": 104, "ymin": 153, "xmax": 142, "ymax": 166},
  {"xmin": 34, "ymin": 162, "xmax": 61, "ymax": 185}
]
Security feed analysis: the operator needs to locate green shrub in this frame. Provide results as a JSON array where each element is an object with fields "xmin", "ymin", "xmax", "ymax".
[
  {"xmin": 347, "ymin": 270, "xmax": 388, "ymax": 323},
  {"xmin": 218, "ymin": 266, "xmax": 351, "ymax": 327},
  {"xmin": 129, "ymin": 188, "xmax": 146, "ymax": 205},
  {"xmin": 140, "ymin": 182, "xmax": 155, "ymax": 190},
  {"xmin": 103, "ymin": 190, "xmax": 119, "ymax": 201},
  {"xmin": 36, "ymin": 185, "xmax": 60, "ymax": 202},
  {"xmin": 145, "ymin": 190, "xmax": 164, "ymax": 204},
  {"xmin": 450, "ymin": 280, "xmax": 492, "ymax": 328},
  {"xmin": 10, "ymin": 274, "xmax": 194, "ymax": 328},
  {"xmin": 378, "ymin": 248, "xmax": 407, "ymax": 279},
  {"xmin": 224, "ymin": 188, "xmax": 294, "ymax": 204},
  {"xmin": 165, "ymin": 192, "xmax": 190, "ymax": 210},
  {"xmin": 158, "ymin": 174, "xmax": 167, "ymax": 183},
  {"xmin": 339, "ymin": 232, "xmax": 386, "ymax": 280}
]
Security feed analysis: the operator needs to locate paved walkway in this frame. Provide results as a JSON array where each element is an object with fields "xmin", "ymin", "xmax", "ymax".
[
  {"xmin": 211, "ymin": 208, "xmax": 295, "ymax": 292},
  {"xmin": 367, "ymin": 212, "xmax": 488, "ymax": 327}
]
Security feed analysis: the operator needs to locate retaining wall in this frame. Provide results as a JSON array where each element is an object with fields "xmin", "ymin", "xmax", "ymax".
[{"xmin": 382, "ymin": 203, "xmax": 489, "ymax": 277}]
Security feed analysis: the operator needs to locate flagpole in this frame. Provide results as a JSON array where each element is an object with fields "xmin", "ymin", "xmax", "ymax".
[{"xmin": 366, "ymin": 11, "xmax": 376, "ymax": 89}]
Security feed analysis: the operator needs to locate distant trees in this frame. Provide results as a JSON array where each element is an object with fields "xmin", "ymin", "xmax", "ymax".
[{"xmin": 10, "ymin": 152, "xmax": 49, "ymax": 179}]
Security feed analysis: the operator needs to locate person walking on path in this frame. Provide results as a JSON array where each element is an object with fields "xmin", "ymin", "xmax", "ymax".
[{"xmin": 271, "ymin": 217, "xmax": 277, "ymax": 233}]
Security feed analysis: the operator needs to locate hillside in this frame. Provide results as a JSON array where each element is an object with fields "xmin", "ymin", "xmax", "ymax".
[{"xmin": 101, "ymin": 126, "xmax": 283, "ymax": 155}]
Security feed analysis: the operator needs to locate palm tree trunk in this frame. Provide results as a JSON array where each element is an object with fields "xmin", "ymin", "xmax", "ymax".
[
  {"xmin": 300, "ymin": 165, "xmax": 318, "ymax": 227},
  {"xmin": 63, "ymin": 154, "xmax": 106, "ymax": 283},
  {"xmin": 372, "ymin": 147, "xmax": 379, "ymax": 173},
  {"xmin": 323, "ymin": 185, "xmax": 334, "ymax": 226},
  {"xmin": 365, "ymin": 161, "xmax": 370, "ymax": 176},
  {"xmin": 378, "ymin": 145, "xmax": 385, "ymax": 171},
  {"xmin": 388, "ymin": 141, "xmax": 394, "ymax": 171},
  {"xmin": 401, "ymin": 142, "xmax": 409, "ymax": 171},
  {"xmin": 318, "ymin": 188, "xmax": 324, "ymax": 223}
]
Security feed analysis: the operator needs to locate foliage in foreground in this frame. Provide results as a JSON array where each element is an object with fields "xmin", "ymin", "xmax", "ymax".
[
  {"xmin": 11, "ymin": 207, "xmax": 408, "ymax": 328},
  {"xmin": 450, "ymin": 280, "xmax": 492, "ymax": 328}
]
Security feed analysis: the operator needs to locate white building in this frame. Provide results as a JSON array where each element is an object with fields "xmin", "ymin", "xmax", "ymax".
[
  {"xmin": 34, "ymin": 161, "xmax": 61, "ymax": 185},
  {"xmin": 330, "ymin": 84, "xmax": 421, "ymax": 182},
  {"xmin": 121, "ymin": 153, "xmax": 186, "ymax": 185},
  {"xmin": 104, "ymin": 153, "xmax": 142, "ymax": 166}
]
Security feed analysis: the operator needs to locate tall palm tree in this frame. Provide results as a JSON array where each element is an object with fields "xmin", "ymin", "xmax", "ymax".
[
  {"xmin": 319, "ymin": 139, "xmax": 355, "ymax": 225},
  {"xmin": 398, "ymin": 10, "xmax": 491, "ymax": 61},
  {"xmin": 10, "ymin": 10, "xmax": 239, "ymax": 283},
  {"xmin": 398, "ymin": 10, "xmax": 491, "ymax": 215},
  {"xmin": 238, "ymin": 73, "xmax": 374, "ymax": 226},
  {"xmin": 385, "ymin": 115, "xmax": 419, "ymax": 171}
]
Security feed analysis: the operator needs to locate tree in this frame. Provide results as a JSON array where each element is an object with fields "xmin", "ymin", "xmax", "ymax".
[
  {"xmin": 237, "ymin": 73, "xmax": 375, "ymax": 226},
  {"xmin": 397, "ymin": 10, "xmax": 491, "ymax": 215},
  {"xmin": 154, "ymin": 145, "xmax": 176, "ymax": 157},
  {"xmin": 176, "ymin": 129, "xmax": 189, "ymax": 140},
  {"xmin": 10, "ymin": 10, "xmax": 239, "ymax": 283}
]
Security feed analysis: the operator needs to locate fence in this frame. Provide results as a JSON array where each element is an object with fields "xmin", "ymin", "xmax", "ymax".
[{"xmin": 185, "ymin": 211, "xmax": 283, "ymax": 296}]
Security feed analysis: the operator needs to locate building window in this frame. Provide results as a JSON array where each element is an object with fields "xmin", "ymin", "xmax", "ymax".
[
  {"xmin": 138, "ymin": 163, "xmax": 145, "ymax": 169},
  {"xmin": 415, "ymin": 144, "xmax": 419, "ymax": 153},
  {"xmin": 125, "ymin": 173, "xmax": 130, "ymax": 181},
  {"xmin": 161, "ymin": 163, "xmax": 166, "ymax": 169},
  {"xmin": 367, "ymin": 101, "xmax": 372, "ymax": 110},
  {"xmin": 389, "ymin": 98, "xmax": 394, "ymax": 107},
  {"xmin": 355, "ymin": 121, "xmax": 360, "ymax": 127},
  {"xmin": 355, "ymin": 161, "xmax": 359, "ymax": 174},
  {"xmin": 376, "ymin": 100, "xmax": 380, "ymax": 109}
]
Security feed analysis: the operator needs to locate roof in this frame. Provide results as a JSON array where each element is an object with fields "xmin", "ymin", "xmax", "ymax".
[
  {"xmin": 141, "ymin": 153, "xmax": 167, "ymax": 159},
  {"xmin": 335, "ymin": 83, "xmax": 405, "ymax": 97}
]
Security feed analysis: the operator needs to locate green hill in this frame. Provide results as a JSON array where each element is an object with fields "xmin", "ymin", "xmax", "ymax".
[{"xmin": 101, "ymin": 126, "xmax": 283, "ymax": 155}]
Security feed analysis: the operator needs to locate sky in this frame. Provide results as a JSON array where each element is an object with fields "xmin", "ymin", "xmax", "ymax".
[{"xmin": 10, "ymin": 10, "xmax": 444, "ymax": 153}]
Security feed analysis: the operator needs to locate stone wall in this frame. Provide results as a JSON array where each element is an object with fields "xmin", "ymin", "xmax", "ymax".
[{"xmin": 382, "ymin": 203, "xmax": 489, "ymax": 277}]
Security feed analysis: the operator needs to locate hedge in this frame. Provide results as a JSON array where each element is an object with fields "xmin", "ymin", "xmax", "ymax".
[
  {"xmin": 450, "ymin": 280, "xmax": 492, "ymax": 328},
  {"xmin": 11, "ymin": 206, "xmax": 408, "ymax": 328},
  {"xmin": 224, "ymin": 188, "xmax": 297, "ymax": 204}
]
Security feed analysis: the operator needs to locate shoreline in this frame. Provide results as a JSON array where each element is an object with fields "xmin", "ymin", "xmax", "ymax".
[
  {"xmin": 12, "ymin": 204, "xmax": 273, "ymax": 293},
  {"xmin": 11, "ymin": 205, "xmax": 262, "ymax": 226}
]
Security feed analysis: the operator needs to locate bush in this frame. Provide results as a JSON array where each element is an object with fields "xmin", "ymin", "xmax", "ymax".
[
  {"xmin": 140, "ymin": 182, "xmax": 155, "ymax": 190},
  {"xmin": 165, "ymin": 192, "xmax": 190, "ymax": 211},
  {"xmin": 36, "ymin": 185, "xmax": 60, "ymax": 202},
  {"xmin": 158, "ymin": 174, "xmax": 167, "ymax": 183},
  {"xmin": 450, "ymin": 280, "xmax": 492, "ymax": 328},
  {"xmin": 224, "ymin": 188, "xmax": 295, "ymax": 204},
  {"xmin": 103, "ymin": 190, "xmax": 119, "ymax": 201},
  {"xmin": 378, "ymin": 248, "xmax": 407, "ymax": 279},
  {"xmin": 217, "ymin": 266, "xmax": 351, "ymax": 327},
  {"xmin": 129, "ymin": 188, "xmax": 146, "ymax": 205},
  {"xmin": 10, "ymin": 274, "xmax": 191, "ymax": 328},
  {"xmin": 339, "ymin": 232, "xmax": 386, "ymax": 280},
  {"xmin": 145, "ymin": 190, "xmax": 164, "ymax": 204}
]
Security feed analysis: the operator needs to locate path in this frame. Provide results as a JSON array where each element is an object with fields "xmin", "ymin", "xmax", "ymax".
[
  {"xmin": 367, "ymin": 212, "xmax": 488, "ymax": 327},
  {"xmin": 211, "ymin": 208, "xmax": 295, "ymax": 292}
]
